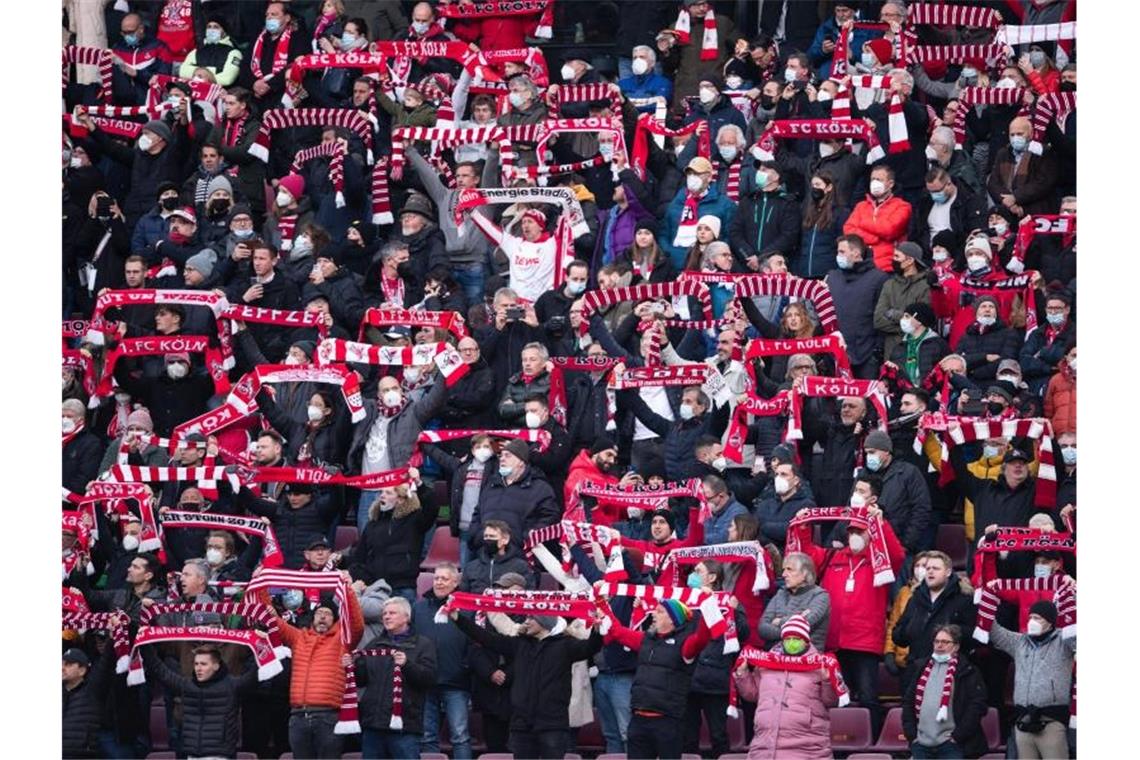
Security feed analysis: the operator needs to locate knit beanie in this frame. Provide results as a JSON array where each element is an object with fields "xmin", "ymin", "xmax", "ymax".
[
  {"xmin": 651, "ymin": 508, "xmax": 676, "ymax": 532},
  {"xmin": 931, "ymin": 230, "xmax": 959, "ymax": 254},
  {"xmin": 185, "ymin": 249, "xmax": 217, "ymax": 279},
  {"xmin": 291, "ymin": 340, "xmax": 317, "ymax": 360},
  {"xmin": 635, "ymin": 219, "xmax": 657, "ymax": 236},
  {"xmin": 143, "ymin": 119, "xmax": 173, "ymax": 144},
  {"xmin": 974, "ymin": 296, "xmax": 1000, "ymax": 312},
  {"xmin": 866, "ymin": 38, "xmax": 894, "ymax": 65},
  {"xmin": 315, "ymin": 594, "xmax": 340, "ymax": 622},
  {"xmin": 531, "ymin": 615, "xmax": 560, "ymax": 632},
  {"xmin": 590, "ymin": 436, "xmax": 618, "ymax": 456},
  {"xmin": 863, "ymin": 429, "xmax": 893, "ymax": 453},
  {"xmin": 1028, "ymin": 600, "xmax": 1058, "ymax": 627},
  {"xmin": 522, "ymin": 208, "xmax": 547, "ymax": 228},
  {"xmin": 780, "ymin": 613, "xmax": 811, "ymax": 642},
  {"xmin": 278, "ymin": 174, "xmax": 306, "ymax": 202},
  {"xmin": 502, "ymin": 438, "xmax": 531, "ymax": 464},
  {"xmin": 905, "ymin": 302, "xmax": 937, "ymax": 330},
  {"xmin": 126, "ymin": 409, "xmax": 154, "ymax": 432},
  {"xmin": 660, "ymin": 599, "xmax": 691, "ymax": 628},
  {"xmin": 205, "ymin": 174, "xmax": 233, "ymax": 199},
  {"xmin": 697, "ymin": 214, "xmax": 722, "ymax": 239}
]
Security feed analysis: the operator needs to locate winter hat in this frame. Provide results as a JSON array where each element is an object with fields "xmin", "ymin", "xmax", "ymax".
[
  {"xmin": 400, "ymin": 192, "xmax": 435, "ymax": 222},
  {"xmin": 142, "ymin": 119, "xmax": 173, "ymax": 144},
  {"xmin": 521, "ymin": 208, "xmax": 547, "ymax": 228},
  {"xmin": 965, "ymin": 235, "xmax": 992, "ymax": 258},
  {"xmin": 185, "ymin": 249, "xmax": 217, "ymax": 279},
  {"xmin": 502, "ymin": 438, "xmax": 531, "ymax": 464},
  {"xmin": 904, "ymin": 302, "xmax": 937, "ymax": 330},
  {"xmin": 589, "ymin": 436, "xmax": 618, "ymax": 456},
  {"xmin": 866, "ymin": 38, "xmax": 895, "ymax": 65},
  {"xmin": 770, "ymin": 443, "xmax": 797, "ymax": 465},
  {"xmin": 1028, "ymin": 599, "xmax": 1058, "ymax": 627},
  {"xmin": 863, "ymin": 429, "xmax": 893, "ymax": 453},
  {"xmin": 1002, "ymin": 447, "xmax": 1030, "ymax": 463},
  {"xmin": 166, "ymin": 80, "xmax": 192, "ymax": 97},
  {"xmin": 156, "ymin": 180, "xmax": 180, "ymax": 200},
  {"xmin": 987, "ymin": 384, "xmax": 1015, "ymax": 404},
  {"xmin": 697, "ymin": 214, "xmax": 722, "ymax": 239},
  {"xmin": 495, "ymin": 572, "xmax": 528, "ymax": 589},
  {"xmin": 205, "ymin": 174, "xmax": 233, "ymax": 199},
  {"xmin": 699, "ymin": 75, "xmax": 725, "ymax": 93},
  {"xmin": 931, "ymin": 230, "xmax": 959, "ymax": 254},
  {"xmin": 126, "ymin": 409, "xmax": 154, "ymax": 432},
  {"xmin": 997, "ymin": 359, "xmax": 1022, "ymax": 377},
  {"xmin": 62, "ymin": 648, "xmax": 91, "ymax": 667},
  {"xmin": 300, "ymin": 284, "xmax": 327, "ymax": 306},
  {"xmin": 635, "ymin": 219, "xmax": 657, "ymax": 236},
  {"xmin": 349, "ymin": 219, "xmax": 377, "ymax": 246},
  {"xmin": 164, "ymin": 352, "xmax": 191, "ymax": 366},
  {"xmin": 315, "ymin": 594, "xmax": 340, "ymax": 621},
  {"xmin": 974, "ymin": 295, "xmax": 1000, "ymax": 313},
  {"xmin": 278, "ymin": 174, "xmax": 306, "ymax": 202},
  {"xmin": 895, "ymin": 241, "xmax": 927, "ymax": 270},
  {"xmin": 291, "ymin": 340, "xmax": 317, "ymax": 360},
  {"xmin": 660, "ymin": 599, "xmax": 692, "ymax": 628},
  {"xmin": 169, "ymin": 206, "xmax": 197, "ymax": 224},
  {"xmin": 227, "ymin": 204, "xmax": 252, "ymax": 224},
  {"xmin": 651, "ymin": 508, "xmax": 676, "ymax": 531},
  {"xmin": 780, "ymin": 613, "xmax": 811, "ymax": 642}
]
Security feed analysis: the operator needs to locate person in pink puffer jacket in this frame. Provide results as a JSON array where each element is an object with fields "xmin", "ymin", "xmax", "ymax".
[{"xmin": 732, "ymin": 615, "xmax": 838, "ymax": 759}]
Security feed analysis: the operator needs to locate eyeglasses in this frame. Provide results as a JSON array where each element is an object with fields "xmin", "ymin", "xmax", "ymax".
[{"xmin": 933, "ymin": 638, "xmax": 956, "ymax": 645}]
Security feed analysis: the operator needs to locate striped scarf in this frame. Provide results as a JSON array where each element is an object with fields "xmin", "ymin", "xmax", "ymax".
[
  {"xmin": 336, "ymin": 648, "xmax": 403, "ymax": 733},
  {"xmin": 753, "ymin": 119, "xmax": 886, "ymax": 165},
  {"xmin": 914, "ymin": 655, "xmax": 958, "ymax": 722},
  {"xmin": 250, "ymin": 108, "xmax": 373, "ymax": 165},
  {"xmin": 951, "ymin": 87, "xmax": 1031, "ymax": 150},
  {"xmin": 972, "ymin": 528, "xmax": 1075, "ymax": 588},
  {"xmin": 292, "ymin": 142, "xmax": 346, "ymax": 208},
  {"xmin": 729, "ymin": 645, "xmax": 849, "ymax": 717},
  {"xmin": 159, "ymin": 510, "xmax": 286, "ymax": 568},
  {"xmin": 661, "ymin": 541, "xmax": 773, "ymax": 594},
  {"xmin": 62, "ymin": 612, "xmax": 131, "ymax": 673},
  {"xmin": 547, "ymin": 83, "xmax": 623, "ymax": 118},
  {"xmin": 593, "ymin": 582, "xmax": 734, "ymax": 651},
  {"xmin": 630, "ymin": 114, "xmax": 710, "ymax": 181},
  {"xmin": 247, "ymin": 567, "xmax": 354, "ymax": 642},
  {"xmin": 1029, "ymin": 92, "xmax": 1076, "ymax": 155},
  {"xmin": 127, "ymin": 626, "xmax": 283, "ymax": 685},
  {"xmin": 138, "ymin": 601, "xmax": 289, "ymax": 659},
  {"xmin": 673, "ymin": 7, "xmax": 718, "ymax": 61},
  {"xmin": 250, "ymin": 26, "xmax": 294, "ymax": 81},
  {"xmin": 678, "ymin": 272, "xmax": 841, "ymax": 334},
  {"xmin": 96, "ymin": 335, "xmax": 230, "ymax": 399},
  {"xmin": 315, "ymin": 339, "xmax": 470, "ymax": 387},
  {"xmin": 578, "ymin": 281, "xmax": 713, "ymax": 336},
  {"xmin": 973, "ymin": 575, "xmax": 1076, "ymax": 643},
  {"xmin": 62, "ymin": 46, "xmax": 113, "ymax": 102},
  {"xmin": 844, "ymin": 76, "xmax": 909, "ymax": 154}
]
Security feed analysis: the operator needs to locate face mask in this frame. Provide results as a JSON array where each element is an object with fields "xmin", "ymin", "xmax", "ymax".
[
  {"xmin": 925, "ymin": 145, "xmax": 940, "ymax": 163},
  {"xmin": 137, "ymin": 134, "xmax": 154, "ymax": 152},
  {"xmin": 70, "ymin": 155, "xmax": 84, "ymax": 169},
  {"xmin": 307, "ymin": 405, "xmax": 324, "ymax": 422},
  {"xmin": 725, "ymin": 75, "xmax": 743, "ymax": 90},
  {"xmin": 817, "ymin": 89, "xmax": 832, "ymax": 103},
  {"xmin": 712, "ymin": 456, "xmax": 728, "ymax": 472},
  {"xmin": 508, "ymin": 91, "xmax": 526, "ymax": 109},
  {"xmin": 996, "ymin": 77, "xmax": 1017, "ymax": 89},
  {"xmin": 754, "ymin": 170, "xmax": 769, "ymax": 188},
  {"xmin": 899, "ymin": 316, "xmax": 915, "ymax": 335},
  {"xmin": 819, "ymin": 142, "xmax": 836, "ymax": 158},
  {"xmin": 382, "ymin": 390, "xmax": 402, "ymax": 408},
  {"xmin": 1034, "ymin": 563, "xmax": 1053, "ymax": 579},
  {"xmin": 206, "ymin": 548, "xmax": 224, "ymax": 565},
  {"xmin": 265, "ymin": 18, "xmax": 282, "ymax": 34},
  {"xmin": 276, "ymin": 190, "xmax": 293, "ymax": 208},
  {"xmin": 282, "ymin": 589, "xmax": 305, "ymax": 610},
  {"xmin": 811, "ymin": 187, "xmax": 826, "ymax": 201},
  {"xmin": 679, "ymin": 403, "xmax": 695, "ymax": 421},
  {"xmin": 122, "ymin": 534, "xmax": 140, "ymax": 551},
  {"xmin": 1026, "ymin": 619, "xmax": 1045, "ymax": 636},
  {"xmin": 977, "ymin": 315, "xmax": 996, "ymax": 327},
  {"xmin": 1010, "ymin": 135, "xmax": 1028, "ymax": 152},
  {"xmin": 233, "ymin": 228, "xmax": 255, "ymax": 240},
  {"xmin": 123, "ymin": 33, "xmax": 139, "ymax": 46},
  {"xmin": 62, "ymin": 417, "xmax": 77, "ymax": 434},
  {"xmin": 849, "ymin": 492, "xmax": 866, "ymax": 508},
  {"xmin": 473, "ymin": 447, "xmax": 493, "ymax": 463},
  {"xmin": 686, "ymin": 571, "xmax": 704, "ymax": 589},
  {"xmin": 932, "ymin": 248, "xmax": 949, "ymax": 262},
  {"xmin": 865, "ymin": 453, "xmax": 883, "ymax": 472},
  {"xmin": 205, "ymin": 28, "xmax": 222, "ymax": 44},
  {"xmin": 930, "ymin": 190, "xmax": 949, "ymax": 204},
  {"xmin": 774, "ymin": 475, "xmax": 791, "ymax": 494},
  {"xmin": 498, "ymin": 465, "xmax": 513, "ymax": 478},
  {"xmin": 566, "ymin": 280, "xmax": 586, "ymax": 296},
  {"xmin": 1067, "ymin": 357, "xmax": 1076, "ymax": 371},
  {"xmin": 283, "ymin": 354, "xmax": 303, "ymax": 366},
  {"xmin": 983, "ymin": 444, "xmax": 1001, "ymax": 459},
  {"xmin": 403, "ymin": 368, "xmax": 423, "ymax": 385},
  {"xmin": 1060, "ymin": 80, "xmax": 1076, "ymax": 92},
  {"xmin": 159, "ymin": 196, "xmax": 181, "ymax": 212},
  {"xmin": 525, "ymin": 411, "xmax": 542, "ymax": 429},
  {"xmin": 718, "ymin": 145, "xmax": 738, "ymax": 162},
  {"xmin": 836, "ymin": 255, "xmax": 852, "ymax": 270},
  {"xmin": 869, "ymin": 179, "xmax": 886, "ymax": 197},
  {"xmin": 989, "ymin": 222, "xmax": 1009, "ymax": 237},
  {"xmin": 114, "ymin": 392, "xmax": 131, "ymax": 404},
  {"xmin": 1030, "ymin": 50, "xmax": 1046, "ymax": 68},
  {"xmin": 848, "ymin": 533, "xmax": 867, "ymax": 553},
  {"xmin": 699, "ymin": 87, "xmax": 718, "ymax": 104},
  {"xmin": 483, "ymin": 538, "xmax": 501, "ymax": 554},
  {"xmin": 861, "ymin": 51, "xmax": 877, "ymax": 68},
  {"xmin": 784, "ymin": 68, "xmax": 798, "ymax": 84},
  {"xmin": 967, "ymin": 255, "xmax": 988, "ymax": 272},
  {"xmin": 561, "ymin": 65, "xmax": 577, "ymax": 82},
  {"xmin": 987, "ymin": 401, "xmax": 1006, "ymax": 416},
  {"xmin": 931, "ymin": 652, "xmax": 951, "ymax": 663},
  {"xmin": 1046, "ymin": 312, "xmax": 1065, "ymax": 327},
  {"xmin": 341, "ymin": 33, "xmax": 357, "ymax": 48},
  {"xmin": 631, "ymin": 57, "xmax": 649, "ymax": 75},
  {"xmin": 782, "ymin": 637, "xmax": 807, "ymax": 655},
  {"xmin": 998, "ymin": 373, "xmax": 1020, "ymax": 385},
  {"xmin": 411, "ymin": 20, "xmax": 430, "ymax": 35},
  {"xmin": 914, "ymin": 566, "xmax": 927, "ymax": 584},
  {"xmin": 1061, "ymin": 446, "xmax": 1076, "ymax": 466},
  {"xmin": 167, "ymin": 363, "xmax": 189, "ymax": 380},
  {"xmin": 759, "ymin": 95, "xmax": 776, "ymax": 109}
]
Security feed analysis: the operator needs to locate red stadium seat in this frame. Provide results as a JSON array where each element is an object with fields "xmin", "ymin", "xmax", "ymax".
[
  {"xmin": 595, "ymin": 755, "xmax": 627, "ymax": 760},
  {"xmin": 477, "ymin": 754, "xmax": 515, "ymax": 760},
  {"xmin": 727, "ymin": 712, "xmax": 746, "ymax": 751},
  {"xmin": 468, "ymin": 708, "xmax": 485, "ymax": 751},
  {"xmin": 877, "ymin": 661, "xmax": 901, "ymax": 701},
  {"xmin": 869, "ymin": 707, "xmax": 908, "ymax": 753},
  {"xmin": 421, "ymin": 754, "xmax": 449, "ymax": 760},
  {"xmin": 575, "ymin": 711, "xmax": 605, "ymax": 751},
  {"xmin": 564, "ymin": 754, "xmax": 583, "ymax": 760},
  {"xmin": 422, "ymin": 530, "xmax": 460, "ymax": 569},
  {"xmin": 149, "ymin": 704, "xmax": 168, "ymax": 751},
  {"xmin": 335, "ymin": 524, "xmax": 358, "ymax": 551},
  {"xmin": 936, "ymin": 523, "xmax": 968, "ymax": 570},
  {"xmin": 417, "ymin": 571, "xmax": 435, "ymax": 597},
  {"xmin": 846, "ymin": 754, "xmax": 894, "ymax": 760},
  {"xmin": 982, "ymin": 706, "xmax": 1005, "ymax": 751},
  {"xmin": 829, "ymin": 706, "xmax": 873, "ymax": 752}
]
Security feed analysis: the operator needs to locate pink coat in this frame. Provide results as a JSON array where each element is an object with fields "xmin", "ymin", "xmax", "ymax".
[{"xmin": 733, "ymin": 645, "xmax": 838, "ymax": 759}]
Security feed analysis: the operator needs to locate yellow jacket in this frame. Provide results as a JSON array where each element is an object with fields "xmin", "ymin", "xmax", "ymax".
[{"xmin": 884, "ymin": 582, "xmax": 915, "ymax": 665}]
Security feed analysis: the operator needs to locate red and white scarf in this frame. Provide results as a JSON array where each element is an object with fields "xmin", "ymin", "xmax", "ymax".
[
  {"xmin": 251, "ymin": 26, "xmax": 294, "ymax": 82},
  {"xmin": 630, "ymin": 114, "xmax": 710, "ymax": 181},
  {"xmin": 62, "ymin": 612, "xmax": 131, "ymax": 672},
  {"xmin": 829, "ymin": 21, "xmax": 890, "ymax": 79},
  {"xmin": 437, "ymin": 589, "xmax": 597, "ymax": 623},
  {"xmin": 972, "ymin": 528, "xmax": 1075, "ymax": 588},
  {"xmin": 63, "ymin": 586, "xmax": 90, "ymax": 614},
  {"xmin": 1013, "ymin": 214, "xmax": 1075, "ymax": 272},
  {"xmin": 753, "ymin": 118, "xmax": 886, "ymax": 165},
  {"xmin": 997, "ymin": 20, "xmax": 1077, "ymax": 47},
  {"xmin": 357, "ymin": 307, "xmax": 469, "ymax": 341},
  {"xmin": 684, "ymin": 270, "xmax": 842, "ymax": 330},
  {"xmin": 673, "ymin": 6, "xmax": 718, "ymax": 61},
  {"xmin": 63, "ymin": 45, "xmax": 114, "ymax": 102},
  {"xmin": 336, "ymin": 648, "xmax": 404, "ymax": 733},
  {"xmin": 61, "ymin": 352, "xmax": 96, "ymax": 408},
  {"xmin": 578, "ymin": 281, "xmax": 713, "ymax": 336},
  {"xmin": 524, "ymin": 520, "xmax": 628, "ymax": 582},
  {"xmin": 745, "ymin": 335, "xmax": 852, "ymax": 380},
  {"xmin": 608, "ymin": 364, "xmax": 710, "ymax": 391},
  {"xmin": 250, "ymin": 108, "xmax": 373, "ymax": 164},
  {"xmin": 914, "ymin": 654, "xmax": 958, "ymax": 722},
  {"xmin": 127, "ymin": 625, "xmax": 283, "ymax": 685},
  {"xmin": 97, "ymin": 335, "xmax": 230, "ymax": 398},
  {"xmin": 160, "ymin": 510, "xmax": 286, "ymax": 567},
  {"xmin": 411, "ymin": 428, "xmax": 550, "ymax": 468},
  {"xmin": 786, "ymin": 376, "xmax": 889, "ymax": 444},
  {"xmin": 548, "ymin": 356, "xmax": 619, "ymax": 428},
  {"xmin": 661, "ymin": 541, "xmax": 772, "ymax": 594},
  {"xmin": 223, "ymin": 305, "xmax": 329, "ymax": 339},
  {"xmin": 291, "ymin": 142, "xmax": 346, "ymax": 208},
  {"xmin": 951, "ymin": 87, "xmax": 1032, "ymax": 151},
  {"xmin": 247, "ymin": 567, "xmax": 354, "ymax": 642},
  {"xmin": 512, "ymin": 117, "xmax": 629, "ymax": 184},
  {"xmin": 786, "ymin": 506, "xmax": 896, "ymax": 587},
  {"xmin": 723, "ymin": 392, "xmax": 793, "ymax": 464},
  {"xmin": 455, "ymin": 185, "xmax": 591, "ymax": 238},
  {"xmin": 316, "ymin": 339, "xmax": 469, "ymax": 387},
  {"xmin": 138, "ymin": 601, "xmax": 289, "ymax": 659},
  {"xmin": 974, "ymin": 575, "xmax": 1076, "ymax": 644},
  {"xmin": 592, "ymin": 582, "xmax": 734, "ymax": 651},
  {"xmin": 907, "ymin": 44, "xmax": 1007, "ymax": 67},
  {"xmin": 284, "ymin": 51, "xmax": 389, "ymax": 106},
  {"xmin": 546, "ymin": 84, "xmax": 623, "ymax": 119},
  {"xmin": 62, "ymin": 415, "xmax": 87, "ymax": 448},
  {"xmin": 436, "ymin": 0, "xmax": 554, "ymax": 39},
  {"xmin": 1029, "ymin": 92, "xmax": 1076, "ymax": 155},
  {"xmin": 840, "ymin": 75, "xmax": 909, "ymax": 153},
  {"xmin": 729, "ymin": 645, "xmax": 849, "ymax": 716},
  {"xmin": 573, "ymin": 478, "xmax": 707, "ymax": 524},
  {"xmin": 63, "ymin": 113, "xmax": 145, "ymax": 140}
]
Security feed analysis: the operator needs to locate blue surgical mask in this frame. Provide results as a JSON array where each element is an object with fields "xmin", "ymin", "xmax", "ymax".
[
  {"xmin": 566, "ymin": 280, "xmax": 586, "ymax": 296},
  {"xmin": 836, "ymin": 255, "xmax": 852, "ymax": 270},
  {"xmin": 865, "ymin": 453, "xmax": 883, "ymax": 472},
  {"xmin": 508, "ymin": 92, "xmax": 525, "ymax": 109},
  {"xmin": 1061, "ymin": 447, "xmax": 1076, "ymax": 466},
  {"xmin": 1046, "ymin": 312, "xmax": 1066, "ymax": 327},
  {"xmin": 755, "ymin": 170, "xmax": 769, "ymax": 188},
  {"xmin": 265, "ymin": 18, "xmax": 282, "ymax": 34},
  {"xmin": 1030, "ymin": 50, "xmax": 1046, "ymax": 68},
  {"xmin": 1033, "ymin": 563, "xmax": 1052, "ymax": 579},
  {"xmin": 977, "ymin": 315, "xmax": 996, "ymax": 327},
  {"xmin": 123, "ymin": 33, "xmax": 139, "ymax": 46},
  {"xmin": 1010, "ymin": 135, "xmax": 1028, "ymax": 152},
  {"xmin": 686, "ymin": 571, "xmax": 703, "ymax": 589},
  {"xmin": 341, "ymin": 33, "xmax": 357, "ymax": 49},
  {"xmin": 930, "ymin": 190, "xmax": 948, "ymax": 205},
  {"xmin": 931, "ymin": 652, "xmax": 951, "ymax": 663},
  {"xmin": 861, "ymin": 52, "xmax": 877, "ymax": 68},
  {"xmin": 233, "ymin": 228, "xmax": 255, "ymax": 240},
  {"xmin": 498, "ymin": 465, "xmax": 513, "ymax": 478},
  {"xmin": 983, "ymin": 444, "xmax": 1001, "ymax": 460},
  {"xmin": 205, "ymin": 28, "xmax": 222, "ymax": 44},
  {"xmin": 718, "ymin": 145, "xmax": 738, "ymax": 163}
]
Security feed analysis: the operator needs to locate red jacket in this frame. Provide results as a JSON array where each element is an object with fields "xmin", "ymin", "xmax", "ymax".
[
  {"xmin": 622, "ymin": 507, "xmax": 705, "ymax": 574},
  {"xmin": 930, "ymin": 270, "xmax": 1025, "ymax": 347},
  {"xmin": 789, "ymin": 519, "xmax": 905, "ymax": 654},
  {"xmin": 1027, "ymin": 68, "xmax": 1061, "ymax": 96},
  {"xmin": 843, "ymin": 194, "xmax": 912, "ymax": 272},
  {"xmin": 449, "ymin": 15, "xmax": 530, "ymax": 50},
  {"xmin": 563, "ymin": 449, "xmax": 619, "ymax": 521}
]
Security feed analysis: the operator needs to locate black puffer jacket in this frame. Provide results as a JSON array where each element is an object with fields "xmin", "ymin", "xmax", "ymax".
[
  {"xmin": 243, "ymin": 490, "xmax": 341, "ymax": 569},
  {"xmin": 62, "ymin": 647, "xmax": 115, "ymax": 758},
  {"xmin": 892, "ymin": 574, "xmax": 978, "ymax": 667},
  {"xmin": 690, "ymin": 606, "xmax": 750, "ymax": 695},
  {"xmin": 468, "ymin": 466, "xmax": 560, "ymax": 551},
  {"xmin": 497, "ymin": 370, "xmax": 551, "ymax": 426},
  {"xmin": 955, "ymin": 318, "xmax": 1022, "ymax": 383},
  {"xmin": 458, "ymin": 543, "xmax": 533, "ymax": 595},
  {"xmin": 63, "ymin": 431, "xmax": 103, "ymax": 495},
  {"xmin": 349, "ymin": 488, "xmax": 441, "ymax": 589},
  {"xmin": 142, "ymin": 648, "xmax": 257, "ymax": 758},
  {"xmin": 356, "ymin": 630, "xmax": 438, "ymax": 734}
]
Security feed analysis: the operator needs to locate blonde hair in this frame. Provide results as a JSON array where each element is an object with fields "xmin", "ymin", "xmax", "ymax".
[{"xmin": 368, "ymin": 484, "xmax": 420, "ymax": 521}]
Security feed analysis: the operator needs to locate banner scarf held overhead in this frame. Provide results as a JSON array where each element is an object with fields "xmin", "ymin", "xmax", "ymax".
[
  {"xmin": 785, "ymin": 506, "xmax": 896, "ymax": 587},
  {"xmin": 246, "ymin": 567, "xmax": 354, "ymax": 643},
  {"xmin": 972, "ymin": 528, "xmax": 1075, "ymax": 589},
  {"xmin": 159, "ymin": 510, "xmax": 286, "ymax": 568},
  {"xmin": 593, "ymin": 581, "xmax": 736, "ymax": 652},
  {"xmin": 454, "ymin": 185, "xmax": 591, "ymax": 238},
  {"xmin": 728, "ymin": 644, "xmax": 849, "ymax": 717},
  {"xmin": 138, "ymin": 601, "xmax": 290, "ymax": 659},
  {"xmin": 435, "ymin": 0, "xmax": 553, "ymax": 39},
  {"xmin": 62, "ymin": 612, "xmax": 131, "ymax": 672},
  {"xmin": 315, "ymin": 339, "xmax": 469, "ymax": 387},
  {"xmin": 436, "ymin": 588, "xmax": 597, "ymax": 624},
  {"xmin": 126, "ymin": 625, "xmax": 282, "ymax": 685},
  {"xmin": 677, "ymin": 272, "xmax": 841, "ymax": 334},
  {"xmin": 785, "ymin": 375, "xmax": 889, "ymax": 443},
  {"xmin": 357, "ymin": 307, "xmax": 468, "ymax": 341},
  {"xmin": 973, "ymin": 574, "xmax": 1075, "ymax": 644}
]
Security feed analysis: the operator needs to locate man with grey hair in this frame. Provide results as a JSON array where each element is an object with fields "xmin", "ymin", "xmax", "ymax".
[
  {"xmin": 62, "ymin": 398, "xmax": 101, "ymax": 494},
  {"xmin": 498, "ymin": 74, "xmax": 548, "ymax": 167},
  {"xmin": 498, "ymin": 342, "xmax": 552, "ymax": 426},
  {"xmin": 619, "ymin": 45, "xmax": 673, "ymax": 114},
  {"xmin": 925, "ymin": 125, "xmax": 983, "ymax": 196},
  {"xmin": 413, "ymin": 563, "xmax": 473, "ymax": 758},
  {"xmin": 476, "ymin": 287, "xmax": 545, "ymax": 393},
  {"xmin": 758, "ymin": 552, "xmax": 831, "ymax": 651},
  {"xmin": 863, "ymin": 67, "xmax": 930, "ymax": 208}
]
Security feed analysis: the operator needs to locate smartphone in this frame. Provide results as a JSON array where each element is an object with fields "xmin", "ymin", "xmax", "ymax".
[
  {"xmin": 96, "ymin": 196, "xmax": 113, "ymax": 218},
  {"xmin": 650, "ymin": 302, "xmax": 667, "ymax": 315},
  {"xmin": 505, "ymin": 305, "xmax": 525, "ymax": 321}
]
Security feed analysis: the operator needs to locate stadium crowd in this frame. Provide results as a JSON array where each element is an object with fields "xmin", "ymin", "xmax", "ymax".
[{"xmin": 60, "ymin": 0, "xmax": 1077, "ymax": 758}]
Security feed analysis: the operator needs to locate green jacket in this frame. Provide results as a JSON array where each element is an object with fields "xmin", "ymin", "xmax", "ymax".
[{"xmin": 873, "ymin": 273, "xmax": 932, "ymax": 360}]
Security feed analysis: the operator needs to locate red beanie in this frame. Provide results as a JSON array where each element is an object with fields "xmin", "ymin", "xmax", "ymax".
[
  {"xmin": 866, "ymin": 38, "xmax": 894, "ymax": 65},
  {"xmin": 279, "ymin": 174, "xmax": 306, "ymax": 201}
]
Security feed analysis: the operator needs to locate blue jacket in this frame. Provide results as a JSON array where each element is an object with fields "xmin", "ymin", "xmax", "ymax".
[
  {"xmin": 796, "ymin": 205, "xmax": 851, "ymax": 279},
  {"xmin": 682, "ymin": 94, "xmax": 747, "ymax": 145},
  {"xmin": 130, "ymin": 208, "xmax": 170, "ymax": 261},
  {"xmin": 703, "ymin": 499, "xmax": 749, "ymax": 545},
  {"xmin": 619, "ymin": 72, "xmax": 674, "ymax": 113},
  {"xmin": 412, "ymin": 591, "xmax": 471, "ymax": 690},
  {"xmin": 807, "ymin": 18, "xmax": 881, "ymax": 80},
  {"xmin": 659, "ymin": 182, "xmax": 738, "ymax": 269}
]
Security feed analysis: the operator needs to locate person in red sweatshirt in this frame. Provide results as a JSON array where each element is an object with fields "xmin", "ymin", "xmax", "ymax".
[
  {"xmin": 621, "ymin": 507, "xmax": 705, "ymax": 582},
  {"xmin": 563, "ymin": 437, "xmax": 621, "ymax": 520}
]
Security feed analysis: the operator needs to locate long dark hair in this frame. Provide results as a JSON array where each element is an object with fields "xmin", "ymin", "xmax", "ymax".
[{"xmin": 802, "ymin": 170, "xmax": 837, "ymax": 232}]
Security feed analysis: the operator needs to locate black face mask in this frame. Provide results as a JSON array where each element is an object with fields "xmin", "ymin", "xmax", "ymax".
[
  {"xmin": 483, "ymin": 538, "xmax": 500, "ymax": 555},
  {"xmin": 759, "ymin": 95, "xmax": 776, "ymax": 109},
  {"xmin": 1059, "ymin": 81, "xmax": 1076, "ymax": 92},
  {"xmin": 160, "ymin": 196, "xmax": 180, "ymax": 211},
  {"xmin": 207, "ymin": 200, "xmax": 231, "ymax": 219},
  {"xmin": 891, "ymin": 261, "xmax": 904, "ymax": 276},
  {"xmin": 810, "ymin": 187, "xmax": 826, "ymax": 202},
  {"xmin": 396, "ymin": 261, "xmax": 416, "ymax": 279},
  {"xmin": 987, "ymin": 401, "xmax": 1006, "ymax": 416}
]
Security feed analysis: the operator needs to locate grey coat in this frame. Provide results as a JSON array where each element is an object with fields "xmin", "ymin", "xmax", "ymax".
[
  {"xmin": 990, "ymin": 623, "xmax": 1076, "ymax": 710},
  {"xmin": 406, "ymin": 147, "xmax": 494, "ymax": 266},
  {"xmin": 757, "ymin": 584, "xmax": 831, "ymax": 652},
  {"xmin": 347, "ymin": 379, "xmax": 448, "ymax": 475}
]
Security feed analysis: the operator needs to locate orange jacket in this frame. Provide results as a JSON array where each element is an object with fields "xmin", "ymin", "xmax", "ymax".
[
  {"xmin": 259, "ymin": 588, "xmax": 364, "ymax": 709},
  {"xmin": 1044, "ymin": 370, "xmax": 1076, "ymax": 435},
  {"xmin": 843, "ymin": 194, "xmax": 912, "ymax": 272}
]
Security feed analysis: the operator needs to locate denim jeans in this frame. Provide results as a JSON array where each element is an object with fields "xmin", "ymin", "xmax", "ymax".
[
  {"xmin": 288, "ymin": 709, "xmax": 343, "ymax": 759},
  {"xmin": 452, "ymin": 262, "xmax": 486, "ymax": 307},
  {"xmin": 421, "ymin": 687, "xmax": 472, "ymax": 759},
  {"xmin": 458, "ymin": 528, "xmax": 473, "ymax": 568},
  {"xmin": 593, "ymin": 672, "xmax": 634, "ymax": 753},
  {"xmin": 911, "ymin": 740, "xmax": 965, "ymax": 758},
  {"xmin": 358, "ymin": 489, "xmax": 379, "ymax": 530},
  {"xmin": 362, "ymin": 727, "xmax": 421, "ymax": 759}
]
